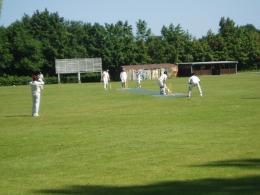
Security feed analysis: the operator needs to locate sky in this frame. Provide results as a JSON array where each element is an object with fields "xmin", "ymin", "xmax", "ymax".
[{"xmin": 0, "ymin": 0, "xmax": 259, "ymax": 38}]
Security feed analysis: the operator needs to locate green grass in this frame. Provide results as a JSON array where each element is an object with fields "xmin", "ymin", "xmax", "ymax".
[{"xmin": 0, "ymin": 72, "xmax": 260, "ymax": 195}]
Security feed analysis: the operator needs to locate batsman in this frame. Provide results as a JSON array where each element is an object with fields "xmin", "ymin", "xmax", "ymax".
[{"xmin": 158, "ymin": 71, "xmax": 170, "ymax": 95}]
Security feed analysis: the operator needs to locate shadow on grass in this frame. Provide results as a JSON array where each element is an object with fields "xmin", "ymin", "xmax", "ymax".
[
  {"xmin": 193, "ymin": 158, "xmax": 260, "ymax": 169},
  {"xmin": 5, "ymin": 114, "xmax": 31, "ymax": 118},
  {"xmin": 240, "ymin": 97, "xmax": 260, "ymax": 100},
  {"xmin": 34, "ymin": 175, "xmax": 260, "ymax": 195}
]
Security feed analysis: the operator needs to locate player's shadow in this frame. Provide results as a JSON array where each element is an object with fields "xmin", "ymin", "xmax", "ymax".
[
  {"xmin": 34, "ymin": 158, "xmax": 260, "ymax": 194},
  {"xmin": 240, "ymin": 97, "xmax": 260, "ymax": 100},
  {"xmin": 5, "ymin": 114, "xmax": 31, "ymax": 118},
  {"xmin": 34, "ymin": 175, "xmax": 260, "ymax": 195},
  {"xmin": 192, "ymin": 158, "xmax": 260, "ymax": 169}
]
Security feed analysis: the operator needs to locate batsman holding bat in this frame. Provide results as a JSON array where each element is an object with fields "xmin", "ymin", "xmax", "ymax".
[{"xmin": 158, "ymin": 71, "xmax": 168, "ymax": 95}]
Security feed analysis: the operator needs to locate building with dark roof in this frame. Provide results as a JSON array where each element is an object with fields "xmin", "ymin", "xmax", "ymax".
[{"xmin": 177, "ymin": 61, "xmax": 238, "ymax": 76}]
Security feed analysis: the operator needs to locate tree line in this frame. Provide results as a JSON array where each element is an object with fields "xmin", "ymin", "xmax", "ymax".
[{"xmin": 0, "ymin": 9, "xmax": 259, "ymax": 79}]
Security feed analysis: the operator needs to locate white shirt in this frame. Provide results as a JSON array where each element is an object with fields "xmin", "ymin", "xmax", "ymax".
[
  {"xmin": 102, "ymin": 71, "xmax": 110, "ymax": 82},
  {"xmin": 188, "ymin": 75, "xmax": 200, "ymax": 84},
  {"xmin": 30, "ymin": 80, "xmax": 44, "ymax": 95},
  {"xmin": 120, "ymin": 71, "xmax": 127, "ymax": 82},
  {"xmin": 159, "ymin": 73, "xmax": 167, "ymax": 83}
]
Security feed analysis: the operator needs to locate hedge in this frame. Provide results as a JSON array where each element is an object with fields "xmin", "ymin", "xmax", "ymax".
[{"xmin": 0, "ymin": 73, "xmax": 101, "ymax": 86}]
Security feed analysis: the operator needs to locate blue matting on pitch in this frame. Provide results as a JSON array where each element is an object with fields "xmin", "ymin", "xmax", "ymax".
[{"xmin": 118, "ymin": 88, "xmax": 187, "ymax": 98}]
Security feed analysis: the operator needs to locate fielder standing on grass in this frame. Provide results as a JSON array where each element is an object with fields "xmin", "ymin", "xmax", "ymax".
[
  {"xmin": 120, "ymin": 68, "xmax": 127, "ymax": 88},
  {"xmin": 188, "ymin": 72, "xmax": 203, "ymax": 98},
  {"xmin": 102, "ymin": 69, "xmax": 110, "ymax": 90},
  {"xmin": 30, "ymin": 74, "xmax": 44, "ymax": 117},
  {"xmin": 136, "ymin": 70, "xmax": 142, "ymax": 88}
]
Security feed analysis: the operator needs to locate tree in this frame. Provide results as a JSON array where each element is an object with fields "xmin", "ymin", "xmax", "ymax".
[
  {"xmin": 0, "ymin": 27, "xmax": 13, "ymax": 75},
  {"xmin": 237, "ymin": 27, "xmax": 260, "ymax": 69},
  {"xmin": 161, "ymin": 24, "xmax": 193, "ymax": 63},
  {"xmin": 65, "ymin": 21, "xmax": 88, "ymax": 58},
  {"xmin": 104, "ymin": 21, "xmax": 136, "ymax": 68},
  {"xmin": 191, "ymin": 38, "xmax": 213, "ymax": 62},
  {"xmin": 219, "ymin": 17, "xmax": 236, "ymax": 37},
  {"xmin": 136, "ymin": 19, "xmax": 151, "ymax": 42},
  {"xmin": 25, "ymin": 9, "xmax": 69, "ymax": 75},
  {"xmin": 135, "ymin": 20, "xmax": 151, "ymax": 64},
  {"xmin": 7, "ymin": 22, "xmax": 44, "ymax": 75},
  {"xmin": 146, "ymin": 36, "xmax": 166, "ymax": 63}
]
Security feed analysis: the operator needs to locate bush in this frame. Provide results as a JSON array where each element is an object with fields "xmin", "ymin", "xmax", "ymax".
[
  {"xmin": 44, "ymin": 76, "xmax": 58, "ymax": 84},
  {"xmin": 59, "ymin": 73, "xmax": 101, "ymax": 83},
  {"xmin": 0, "ymin": 75, "xmax": 58, "ymax": 86},
  {"xmin": 0, "ymin": 73, "xmax": 101, "ymax": 86},
  {"xmin": 0, "ymin": 76, "xmax": 31, "ymax": 86}
]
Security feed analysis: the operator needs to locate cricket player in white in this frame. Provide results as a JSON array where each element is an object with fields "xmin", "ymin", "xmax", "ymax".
[
  {"xmin": 120, "ymin": 69, "xmax": 127, "ymax": 88},
  {"xmin": 30, "ymin": 75, "xmax": 44, "ymax": 117},
  {"xmin": 102, "ymin": 70, "xmax": 110, "ymax": 90},
  {"xmin": 158, "ymin": 71, "xmax": 168, "ymax": 95},
  {"xmin": 136, "ymin": 71, "xmax": 142, "ymax": 88},
  {"xmin": 188, "ymin": 73, "xmax": 203, "ymax": 97}
]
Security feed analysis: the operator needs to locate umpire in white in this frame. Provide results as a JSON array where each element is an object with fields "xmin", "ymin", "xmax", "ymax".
[
  {"xmin": 102, "ymin": 69, "xmax": 110, "ymax": 90},
  {"xmin": 30, "ymin": 74, "xmax": 44, "ymax": 117}
]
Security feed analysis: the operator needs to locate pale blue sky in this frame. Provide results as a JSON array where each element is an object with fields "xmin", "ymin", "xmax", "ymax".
[{"xmin": 0, "ymin": 0, "xmax": 259, "ymax": 38}]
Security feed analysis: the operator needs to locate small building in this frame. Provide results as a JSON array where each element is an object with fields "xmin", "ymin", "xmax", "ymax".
[
  {"xmin": 177, "ymin": 61, "xmax": 238, "ymax": 77},
  {"xmin": 121, "ymin": 64, "xmax": 178, "ymax": 80}
]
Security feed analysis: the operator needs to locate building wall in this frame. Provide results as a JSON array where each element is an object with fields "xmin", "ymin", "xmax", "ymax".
[
  {"xmin": 123, "ymin": 65, "xmax": 178, "ymax": 81},
  {"xmin": 178, "ymin": 62, "xmax": 237, "ymax": 77},
  {"xmin": 220, "ymin": 68, "xmax": 236, "ymax": 74}
]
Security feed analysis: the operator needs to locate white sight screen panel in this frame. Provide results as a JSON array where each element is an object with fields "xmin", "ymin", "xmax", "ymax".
[{"xmin": 55, "ymin": 58, "xmax": 102, "ymax": 74}]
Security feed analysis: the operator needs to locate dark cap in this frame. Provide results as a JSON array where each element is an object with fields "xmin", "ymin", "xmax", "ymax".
[{"xmin": 32, "ymin": 75, "xmax": 38, "ymax": 81}]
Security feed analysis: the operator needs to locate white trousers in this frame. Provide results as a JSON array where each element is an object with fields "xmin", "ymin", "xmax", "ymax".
[
  {"xmin": 121, "ymin": 81, "xmax": 127, "ymax": 88},
  {"xmin": 137, "ymin": 79, "xmax": 141, "ymax": 88},
  {"xmin": 159, "ymin": 82, "xmax": 166, "ymax": 95},
  {"xmin": 188, "ymin": 83, "xmax": 203, "ymax": 97},
  {"xmin": 103, "ymin": 80, "xmax": 109, "ymax": 89},
  {"xmin": 32, "ymin": 93, "xmax": 41, "ymax": 116}
]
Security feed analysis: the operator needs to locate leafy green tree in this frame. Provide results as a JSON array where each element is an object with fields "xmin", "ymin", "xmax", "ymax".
[
  {"xmin": 237, "ymin": 26, "xmax": 260, "ymax": 69},
  {"xmin": 24, "ymin": 9, "xmax": 69, "ymax": 75},
  {"xmin": 219, "ymin": 17, "xmax": 237, "ymax": 37},
  {"xmin": 0, "ymin": 27, "xmax": 13, "ymax": 75},
  {"xmin": 161, "ymin": 24, "xmax": 193, "ymax": 63},
  {"xmin": 86, "ymin": 23, "xmax": 106, "ymax": 58},
  {"xmin": 135, "ymin": 19, "xmax": 151, "ymax": 64},
  {"xmin": 146, "ymin": 36, "xmax": 166, "ymax": 63},
  {"xmin": 104, "ymin": 21, "xmax": 136, "ymax": 69},
  {"xmin": 136, "ymin": 19, "xmax": 151, "ymax": 42},
  {"xmin": 7, "ymin": 22, "xmax": 44, "ymax": 75},
  {"xmin": 191, "ymin": 38, "xmax": 213, "ymax": 62},
  {"xmin": 66, "ymin": 21, "xmax": 88, "ymax": 58},
  {"xmin": 216, "ymin": 17, "xmax": 260, "ymax": 69}
]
